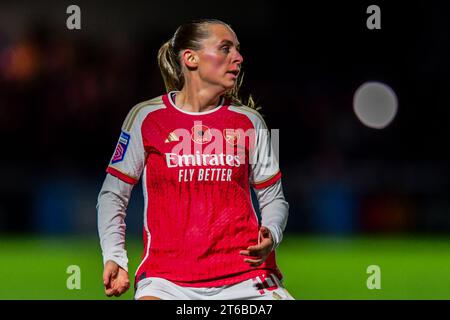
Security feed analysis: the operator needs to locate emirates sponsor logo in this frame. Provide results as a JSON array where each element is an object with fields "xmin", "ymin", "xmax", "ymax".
[{"xmin": 165, "ymin": 151, "xmax": 241, "ymax": 168}]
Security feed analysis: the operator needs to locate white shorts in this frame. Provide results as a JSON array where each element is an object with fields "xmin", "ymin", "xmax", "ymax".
[{"xmin": 134, "ymin": 273, "xmax": 295, "ymax": 300}]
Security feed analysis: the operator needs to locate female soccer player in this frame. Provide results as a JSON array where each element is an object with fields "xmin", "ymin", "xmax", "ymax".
[{"xmin": 97, "ymin": 19, "xmax": 293, "ymax": 300}]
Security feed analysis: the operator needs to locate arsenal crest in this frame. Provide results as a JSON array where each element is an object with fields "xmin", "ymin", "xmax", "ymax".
[
  {"xmin": 191, "ymin": 124, "xmax": 212, "ymax": 144},
  {"xmin": 223, "ymin": 129, "xmax": 240, "ymax": 146}
]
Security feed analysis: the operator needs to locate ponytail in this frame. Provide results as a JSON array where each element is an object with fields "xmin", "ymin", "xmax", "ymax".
[{"xmin": 157, "ymin": 40, "xmax": 183, "ymax": 92}]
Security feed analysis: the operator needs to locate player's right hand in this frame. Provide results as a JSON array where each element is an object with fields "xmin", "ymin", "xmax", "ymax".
[
  {"xmin": 240, "ymin": 226, "xmax": 274, "ymax": 267},
  {"xmin": 103, "ymin": 260, "xmax": 130, "ymax": 297}
]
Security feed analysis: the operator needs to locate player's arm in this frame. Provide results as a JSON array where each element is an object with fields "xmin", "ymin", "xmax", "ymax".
[
  {"xmin": 97, "ymin": 174, "xmax": 134, "ymax": 297},
  {"xmin": 241, "ymin": 113, "xmax": 289, "ymax": 266},
  {"xmin": 254, "ymin": 179, "xmax": 289, "ymax": 250},
  {"xmin": 241, "ymin": 180, "xmax": 289, "ymax": 266},
  {"xmin": 97, "ymin": 174, "xmax": 133, "ymax": 271},
  {"xmin": 97, "ymin": 104, "xmax": 149, "ymax": 297}
]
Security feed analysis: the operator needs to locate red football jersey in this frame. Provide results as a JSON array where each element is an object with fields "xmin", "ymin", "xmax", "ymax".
[{"xmin": 106, "ymin": 92, "xmax": 283, "ymax": 287}]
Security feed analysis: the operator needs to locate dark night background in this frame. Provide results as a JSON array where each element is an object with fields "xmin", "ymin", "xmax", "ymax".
[{"xmin": 1, "ymin": 0, "xmax": 449, "ymax": 236}]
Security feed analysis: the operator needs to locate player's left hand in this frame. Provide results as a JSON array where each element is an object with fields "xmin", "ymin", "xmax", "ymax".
[
  {"xmin": 240, "ymin": 226, "xmax": 274, "ymax": 267},
  {"xmin": 103, "ymin": 260, "xmax": 130, "ymax": 297}
]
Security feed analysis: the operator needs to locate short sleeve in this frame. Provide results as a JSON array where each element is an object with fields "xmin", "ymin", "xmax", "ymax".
[
  {"xmin": 106, "ymin": 105, "xmax": 151, "ymax": 184},
  {"xmin": 249, "ymin": 116, "xmax": 282, "ymax": 189}
]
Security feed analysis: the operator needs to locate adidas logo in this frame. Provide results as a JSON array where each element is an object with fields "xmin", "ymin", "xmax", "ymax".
[{"xmin": 165, "ymin": 132, "xmax": 179, "ymax": 143}]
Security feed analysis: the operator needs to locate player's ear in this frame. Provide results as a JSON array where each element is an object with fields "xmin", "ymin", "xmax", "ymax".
[{"xmin": 181, "ymin": 49, "xmax": 199, "ymax": 69}]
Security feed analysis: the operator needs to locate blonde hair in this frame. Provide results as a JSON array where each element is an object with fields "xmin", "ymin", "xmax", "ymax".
[{"xmin": 157, "ymin": 19, "xmax": 259, "ymax": 110}]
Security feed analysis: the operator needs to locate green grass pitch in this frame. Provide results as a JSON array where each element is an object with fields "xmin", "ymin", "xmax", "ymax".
[{"xmin": 1, "ymin": 235, "xmax": 450, "ymax": 299}]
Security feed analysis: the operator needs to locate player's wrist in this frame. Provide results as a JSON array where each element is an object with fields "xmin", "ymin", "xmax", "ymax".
[
  {"xmin": 262, "ymin": 225, "xmax": 280, "ymax": 251},
  {"xmin": 104, "ymin": 257, "xmax": 129, "ymax": 272}
]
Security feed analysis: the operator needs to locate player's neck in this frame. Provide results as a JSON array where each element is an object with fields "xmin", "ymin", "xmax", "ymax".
[{"xmin": 175, "ymin": 85, "xmax": 223, "ymax": 113}]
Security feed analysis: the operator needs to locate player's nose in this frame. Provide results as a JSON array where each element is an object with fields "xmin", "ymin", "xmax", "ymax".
[{"xmin": 235, "ymin": 50, "xmax": 243, "ymax": 65}]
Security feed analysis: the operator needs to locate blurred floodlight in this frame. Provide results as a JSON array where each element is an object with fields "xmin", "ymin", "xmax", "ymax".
[{"xmin": 353, "ymin": 81, "xmax": 398, "ymax": 129}]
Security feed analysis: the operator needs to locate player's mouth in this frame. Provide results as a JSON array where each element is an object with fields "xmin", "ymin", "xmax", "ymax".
[{"xmin": 226, "ymin": 69, "xmax": 240, "ymax": 79}]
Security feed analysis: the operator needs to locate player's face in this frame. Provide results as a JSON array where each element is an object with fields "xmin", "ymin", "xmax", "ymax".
[{"xmin": 196, "ymin": 24, "xmax": 243, "ymax": 91}]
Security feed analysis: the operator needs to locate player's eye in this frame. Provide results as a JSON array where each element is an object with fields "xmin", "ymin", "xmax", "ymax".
[{"xmin": 220, "ymin": 46, "xmax": 231, "ymax": 54}]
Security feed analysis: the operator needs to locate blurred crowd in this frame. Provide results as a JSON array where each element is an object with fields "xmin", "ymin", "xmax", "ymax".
[
  {"xmin": 0, "ymin": 23, "xmax": 162, "ymax": 172},
  {"xmin": 0, "ymin": 9, "xmax": 449, "ymax": 236}
]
